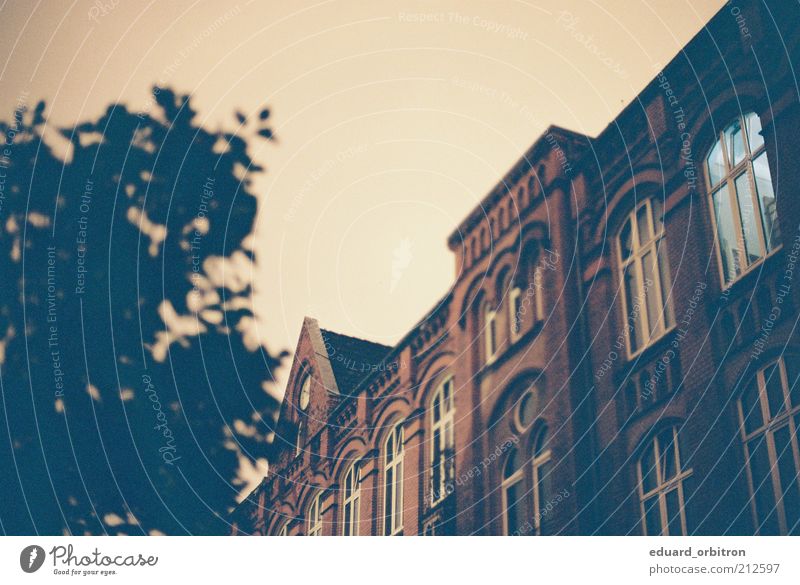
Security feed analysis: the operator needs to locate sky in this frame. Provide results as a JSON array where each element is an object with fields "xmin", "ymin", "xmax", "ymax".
[{"xmin": 0, "ymin": 0, "xmax": 726, "ymax": 400}]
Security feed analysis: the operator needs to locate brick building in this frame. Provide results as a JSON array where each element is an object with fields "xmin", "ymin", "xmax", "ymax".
[{"xmin": 233, "ymin": 0, "xmax": 800, "ymax": 536}]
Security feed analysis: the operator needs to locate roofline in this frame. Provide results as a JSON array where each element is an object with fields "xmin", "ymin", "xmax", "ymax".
[{"xmin": 446, "ymin": 124, "xmax": 590, "ymax": 248}]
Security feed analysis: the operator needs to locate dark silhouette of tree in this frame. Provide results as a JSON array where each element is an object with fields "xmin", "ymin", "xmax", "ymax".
[{"xmin": 0, "ymin": 87, "xmax": 283, "ymax": 535}]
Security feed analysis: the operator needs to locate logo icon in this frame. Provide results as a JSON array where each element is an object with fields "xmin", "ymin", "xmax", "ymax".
[{"xmin": 20, "ymin": 545, "xmax": 45, "ymax": 573}]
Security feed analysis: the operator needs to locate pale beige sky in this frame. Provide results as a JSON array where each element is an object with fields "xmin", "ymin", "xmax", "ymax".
[{"xmin": 0, "ymin": 0, "xmax": 726, "ymax": 398}]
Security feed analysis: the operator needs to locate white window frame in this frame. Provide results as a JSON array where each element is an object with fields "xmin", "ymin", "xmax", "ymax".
[
  {"xmin": 738, "ymin": 358, "xmax": 800, "ymax": 535},
  {"xmin": 705, "ymin": 112, "xmax": 780, "ymax": 287},
  {"xmin": 341, "ymin": 461, "xmax": 361, "ymax": 536},
  {"xmin": 637, "ymin": 427, "xmax": 692, "ymax": 535},
  {"xmin": 484, "ymin": 304, "xmax": 498, "ymax": 364},
  {"xmin": 307, "ymin": 491, "xmax": 322, "ymax": 536},
  {"xmin": 531, "ymin": 429, "xmax": 552, "ymax": 536},
  {"xmin": 617, "ymin": 198, "xmax": 674, "ymax": 357},
  {"xmin": 383, "ymin": 423, "xmax": 405, "ymax": 535},
  {"xmin": 430, "ymin": 376, "xmax": 455, "ymax": 505},
  {"xmin": 501, "ymin": 447, "xmax": 524, "ymax": 536}
]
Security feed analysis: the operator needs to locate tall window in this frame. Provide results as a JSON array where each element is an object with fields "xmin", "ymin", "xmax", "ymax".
[
  {"xmin": 484, "ymin": 304, "xmax": 498, "ymax": 363},
  {"xmin": 342, "ymin": 461, "xmax": 361, "ymax": 536},
  {"xmin": 501, "ymin": 447, "xmax": 530, "ymax": 535},
  {"xmin": 637, "ymin": 427, "xmax": 692, "ymax": 535},
  {"xmin": 430, "ymin": 377, "xmax": 455, "ymax": 504},
  {"xmin": 618, "ymin": 199, "xmax": 674, "ymax": 355},
  {"xmin": 307, "ymin": 491, "xmax": 322, "ymax": 536},
  {"xmin": 738, "ymin": 358, "xmax": 800, "ymax": 535},
  {"xmin": 383, "ymin": 423, "xmax": 404, "ymax": 535},
  {"xmin": 706, "ymin": 112, "xmax": 779, "ymax": 285},
  {"xmin": 531, "ymin": 427, "xmax": 553, "ymax": 535},
  {"xmin": 509, "ymin": 286, "xmax": 523, "ymax": 340}
]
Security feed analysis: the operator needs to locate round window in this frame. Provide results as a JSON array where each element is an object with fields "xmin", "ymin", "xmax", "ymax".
[
  {"xmin": 516, "ymin": 388, "xmax": 537, "ymax": 430},
  {"xmin": 299, "ymin": 374, "xmax": 311, "ymax": 410}
]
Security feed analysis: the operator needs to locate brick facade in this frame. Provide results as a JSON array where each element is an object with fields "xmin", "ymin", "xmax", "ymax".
[{"xmin": 232, "ymin": 0, "xmax": 800, "ymax": 536}]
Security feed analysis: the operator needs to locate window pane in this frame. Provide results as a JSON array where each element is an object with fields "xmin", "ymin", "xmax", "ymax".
[
  {"xmin": 747, "ymin": 435, "xmax": 780, "ymax": 535},
  {"xmin": 763, "ymin": 363, "xmax": 786, "ymax": 418},
  {"xmin": 519, "ymin": 391, "xmax": 536, "ymax": 428},
  {"xmin": 734, "ymin": 172, "xmax": 764, "ymax": 263},
  {"xmin": 384, "ymin": 468, "xmax": 393, "ymax": 534},
  {"xmin": 642, "ymin": 251, "xmax": 660, "ymax": 337},
  {"xmin": 620, "ymin": 218, "xmax": 633, "ymax": 260},
  {"xmin": 665, "ymin": 489, "xmax": 684, "ymax": 535},
  {"xmin": 746, "ymin": 112, "xmax": 764, "ymax": 152},
  {"xmin": 637, "ymin": 204, "xmax": 652, "ymax": 246},
  {"xmin": 652, "ymin": 198, "xmax": 664, "ymax": 232},
  {"xmin": 394, "ymin": 460, "xmax": 403, "ymax": 529},
  {"xmin": 537, "ymin": 459, "xmax": 553, "ymax": 521},
  {"xmin": 753, "ymin": 152, "xmax": 780, "ymax": 251},
  {"xmin": 659, "ymin": 432, "xmax": 678, "ymax": 482},
  {"xmin": 624, "ymin": 263, "xmax": 643, "ymax": 351},
  {"xmin": 505, "ymin": 480, "xmax": 530, "ymax": 535},
  {"xmin": 741, "ymin": 380, "xmax": 764, "ymax": 435},
  {"xmin": 641, "ymin": 442, "xmax": 658, "ymax": 494},
  {"xmin": 643, "ymin": 495, "xmax": 662, "ymax": 535},
  {"xmin": 657, "ymin": 244, "xmax": 674, "ymax": 329},
  {"xmin": 774, "ymin": 425, "xmax": 800, "ymax": 535},
  {"xmin": 726, "ymin": 119, "xmax": 746, "ymax": 166},
  {"xmin": 707, "ymin": 139, "xmax": 726, "ymax": 186},
  {"xmin": 504, "ymin": 448, "xmax": 520, "ymax": 478},
  {"xmin": 712, "ymin": 185, "xmax": 742, "ymax": 283}
]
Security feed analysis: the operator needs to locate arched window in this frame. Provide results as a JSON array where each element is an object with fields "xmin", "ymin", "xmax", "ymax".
[
  {"xmin": 738, "ymin": 357, "xmax": 800, "ymax": 535},
  {"xmin": 618, "ymin": 198, "xmax": 674, "ymax": 356},
  {"xmin": 307, "ymin": 491, "xmax": 322, "ymax": 536},
  {"xmin": 383, "ymin": 423, "xmax": 404, "ymax": 535},
  {"xmin": 430, "ymin": 377, "xmax": 455, "ymax": 504},
  {"xmin": 342, "ymin": 461, "xmax": 361, "ymax": 536},
  {"xmin": 531, "ymin": 428, "xmax": 553, "ymax": 535},
  {"xmin": 501, "ymin": 447, "xmax": 529, "ymax": 535},
  {"xmin": 706, "ymin": 112, "xmax": 779, "ymax": 285},
  {"xmin": 637, "ymin": 427, "xmax": 692, "ymax": 535},
  {"xmin": 484, "ymin": 304, "xmax": 498, "ymax": 363}
]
